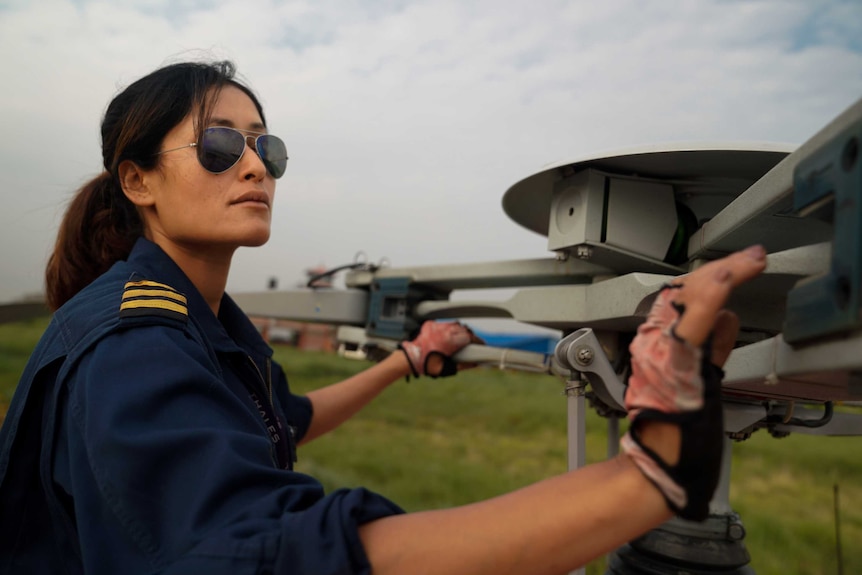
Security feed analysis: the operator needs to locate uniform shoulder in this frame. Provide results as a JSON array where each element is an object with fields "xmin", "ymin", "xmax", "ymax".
[
  {"xmin": 55, "ymin": 270, "xmax": 190, "ymax": 352},
  {"xmin": 118, "ymin": 278, "xmax": 189, "ymax": 325}
]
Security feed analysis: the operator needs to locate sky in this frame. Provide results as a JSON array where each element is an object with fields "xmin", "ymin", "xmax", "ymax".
[{"xmin": 1, "ymin": 0, "xmax": 861, "ymax": 308}]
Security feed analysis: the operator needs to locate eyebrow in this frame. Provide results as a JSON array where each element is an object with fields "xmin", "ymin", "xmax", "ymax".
[{"xmin": 210, "ymin": 117, "xmax": 268, "ymax": 132}]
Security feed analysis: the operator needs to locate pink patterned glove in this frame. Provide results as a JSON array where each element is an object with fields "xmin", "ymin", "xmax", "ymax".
[
  {"xmin": 621, "ymin": 285, "xmax": 725, "ymax": 521},
  {"xmin": 625, "ymin": 286, "xmax": 704, "ymax": 417},
  {"xmin": 399, "ymin": 321, "xmax": 475, "ymax": 378}
]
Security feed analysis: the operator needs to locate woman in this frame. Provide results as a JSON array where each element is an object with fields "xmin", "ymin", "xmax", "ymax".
[{"xmin": 0, "ymin": 60, "xmax": 767, "ymax": 575}]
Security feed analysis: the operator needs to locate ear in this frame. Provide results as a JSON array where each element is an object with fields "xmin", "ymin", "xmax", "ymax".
[{"xmin": 118, "ymin": 160, "xmax": 155, "ymax": 207}]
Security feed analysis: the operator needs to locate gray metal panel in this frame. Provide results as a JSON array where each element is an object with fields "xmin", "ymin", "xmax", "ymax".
[
  {"xmin": 547, "ymin": 170, "xmax": 605, "ymax": 251},
  {"xmin": 566, "ymin": 243, "xmax": 685, "ymax": 275},
  {"xmin": 605, "ymin": 178, "xmax": 677, "ymax": 261},
  {"xmin": 722, "ymin": 330, "xmax": 862, "ymax": 402},
  {"xmin": 231, "ymin": 289, "xmax": 369, "ymax": 325},
  {"xmin": 345, "ymin": 258, "xmax": 613, "ymax": 290},
  {"xmin": 414, "ymin": 273, "xmax": 671, "ymax": 331},
  {"xmin": 687, "ymin": 96, "xmax": 862, "ymax": 259}
]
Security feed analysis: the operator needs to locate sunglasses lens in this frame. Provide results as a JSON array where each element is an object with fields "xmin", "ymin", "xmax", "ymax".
[
  {"xmin": 198, "ymin": 127, "xmax": 288, "ymax": 179},
  {"xmin": 257, "ymin": 135, "xmax": 288, "ymax": 179},
  {"xmin": 199, "ymin": 127, "xmax": 245, "ymax": 173}
]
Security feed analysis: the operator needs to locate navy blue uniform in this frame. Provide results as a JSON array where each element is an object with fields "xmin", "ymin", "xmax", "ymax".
[{"xmin": 0, "ymin": 238, "xmax": 402, "ymax": 574}]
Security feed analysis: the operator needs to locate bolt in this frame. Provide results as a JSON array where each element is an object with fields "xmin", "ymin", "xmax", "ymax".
[
  {"xmin": 575, "ymin": 346, "xmax": 594, "ymax": 366},
  {"xmin": 576, "ymin": 245, "xmax": 593, "ymax": 260},
  {"xmin": 728, "ymin": 522, "xmax": 746, "ymax": 541}
]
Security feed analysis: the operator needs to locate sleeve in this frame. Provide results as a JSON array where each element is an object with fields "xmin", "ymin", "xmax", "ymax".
[{"xmin": 60, "ymin": 324, "xmax": 403, "ymax": 575}]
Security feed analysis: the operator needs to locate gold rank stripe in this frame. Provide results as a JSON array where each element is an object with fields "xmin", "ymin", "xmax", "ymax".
[
  {"xmin": 119, "ymin": 298, "xmax": 189, "ymax": 316},
  {"xmin": 120, "ymin": 280, "xmax": 188, "ymax": 321},
  {"xmin": 123, "ymin": 280, "xmax": 188, "ymax": 304},
  {"xmin": 123, "ymin": 288, "xmax": 187, "ymax": 305}
]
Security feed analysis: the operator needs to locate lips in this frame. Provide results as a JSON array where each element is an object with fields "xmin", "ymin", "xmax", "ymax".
[{"xmin": 232, "ymin": 190, "xmax": 271, "ymax": 208}]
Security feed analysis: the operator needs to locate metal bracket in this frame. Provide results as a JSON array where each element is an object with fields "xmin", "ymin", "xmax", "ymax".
[
  {"xmin": 784, "ymin": 118, "xmax": 862, "ymax": 343},
  {"xmin": 366, "ymin": 278, "xmax": 448, "ymax": 340},
  {"xmin": 554, "ymin": 328, "xmax": 626, "ymax": 412}
]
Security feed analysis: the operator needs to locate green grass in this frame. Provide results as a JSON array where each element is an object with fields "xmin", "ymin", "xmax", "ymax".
[
  {"xmin": 2, "ymin": 318, "xmax": 859, "ymax": 575},
  {"xmin": 0, "ymin": 316, "xmax": 53, "ymax": 418}
]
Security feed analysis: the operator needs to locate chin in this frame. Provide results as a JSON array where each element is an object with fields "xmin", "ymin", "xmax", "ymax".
[{"xmin": 242, "ymin": 229, "xmax": 271, "ymax": 247}]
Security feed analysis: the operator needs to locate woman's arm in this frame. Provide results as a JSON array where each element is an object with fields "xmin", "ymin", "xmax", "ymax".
[
  {"xmin": 300, "ymin": 322, "xmax": 476, "ymax": 444},
  {"xmin": 359, "ymin": 432, "xmax": 676, "ymax": 575},
  {"xmin": 300, "ymin": 351, "xmax": 412, "ymax": 445}
]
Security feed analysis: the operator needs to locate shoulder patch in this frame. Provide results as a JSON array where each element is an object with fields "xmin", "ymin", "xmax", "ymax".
[{"xmin": 119, "ymin": 280, "xmax": 188, "ymax": 323}]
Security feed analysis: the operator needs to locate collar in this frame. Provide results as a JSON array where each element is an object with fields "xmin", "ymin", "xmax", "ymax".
[{"xmin": 126, "ymin": 238, "xmax": 273, "ymax": 358}]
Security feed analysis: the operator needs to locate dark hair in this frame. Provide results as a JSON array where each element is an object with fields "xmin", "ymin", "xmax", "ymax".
[{"xmin": 45, "ymin": 61, "xmax": 266, "ymax": 311}]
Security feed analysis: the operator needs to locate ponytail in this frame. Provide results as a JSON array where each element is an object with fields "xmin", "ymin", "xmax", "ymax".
[{"xmin": 45, "ymin": 172, "xmax": 142, "ymax": 311}]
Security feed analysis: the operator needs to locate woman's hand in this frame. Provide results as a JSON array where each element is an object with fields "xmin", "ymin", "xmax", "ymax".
[
  {"xmin": 621, "ymin": 245, "xmax": 767, "ymax": 521},
  {"xmin": 400, "ymin": 321, "xmax": 482, "ymax": 378}
]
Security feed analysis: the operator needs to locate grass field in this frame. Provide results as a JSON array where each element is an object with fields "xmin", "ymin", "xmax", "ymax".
[{"xmin": 1, "ymin": 317, "xmax": 859, "ymax": 574}]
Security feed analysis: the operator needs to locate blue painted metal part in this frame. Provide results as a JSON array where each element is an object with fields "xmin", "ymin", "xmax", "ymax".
[
  {"xmin": 365, "ymin": 277, "xmax": 448, "ymax": 340},
  {"xmin": 784, "ymin": 120, "xmax": 862, "ymax": 343}
]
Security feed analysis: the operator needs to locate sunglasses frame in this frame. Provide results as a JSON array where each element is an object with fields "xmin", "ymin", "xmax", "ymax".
[{"xmin": 157, "ymin": 126, "xmax": 288, "ymax": 179}]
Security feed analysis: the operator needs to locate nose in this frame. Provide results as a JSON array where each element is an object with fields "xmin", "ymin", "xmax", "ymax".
[{"xmin": 240, "ymin": 135, "xmax": 267, "ymax": 180}]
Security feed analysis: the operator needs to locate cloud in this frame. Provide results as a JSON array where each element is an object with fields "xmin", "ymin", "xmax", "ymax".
[{"xmin": 0, "ymin": 0, "xmax": 860, "ymax": 304}]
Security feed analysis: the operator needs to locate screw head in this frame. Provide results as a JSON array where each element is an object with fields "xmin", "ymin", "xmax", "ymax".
[{"xmin": 575, "ymin": 346, "xmax": 594, "ymax": 366}]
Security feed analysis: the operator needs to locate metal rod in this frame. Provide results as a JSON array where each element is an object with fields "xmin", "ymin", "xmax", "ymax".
[
  {"xmin": 566, "ymin": 378, "xmax": 587, "ymax": 470},
  {"xmin": 710, "ymin": 437, "xmax": 735, "ymax": 516},
  {"xmin": 566, "ymin": 377, "xmax": 587, "ymax": 575}
]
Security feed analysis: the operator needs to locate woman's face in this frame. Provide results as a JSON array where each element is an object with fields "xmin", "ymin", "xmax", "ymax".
[{"xmin": 141, "ymin": 85, "xmax": 276, "ymax": 259}]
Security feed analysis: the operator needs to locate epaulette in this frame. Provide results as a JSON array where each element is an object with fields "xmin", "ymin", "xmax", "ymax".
[{"xmin": 119, "ymin": 280, "xmax": 189, "ymax": 324}]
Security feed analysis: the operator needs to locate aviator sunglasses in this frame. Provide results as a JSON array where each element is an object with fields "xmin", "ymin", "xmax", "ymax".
[{"xmin": 158, "ymin": 126, "xmax": 288, "ymax": 179}]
